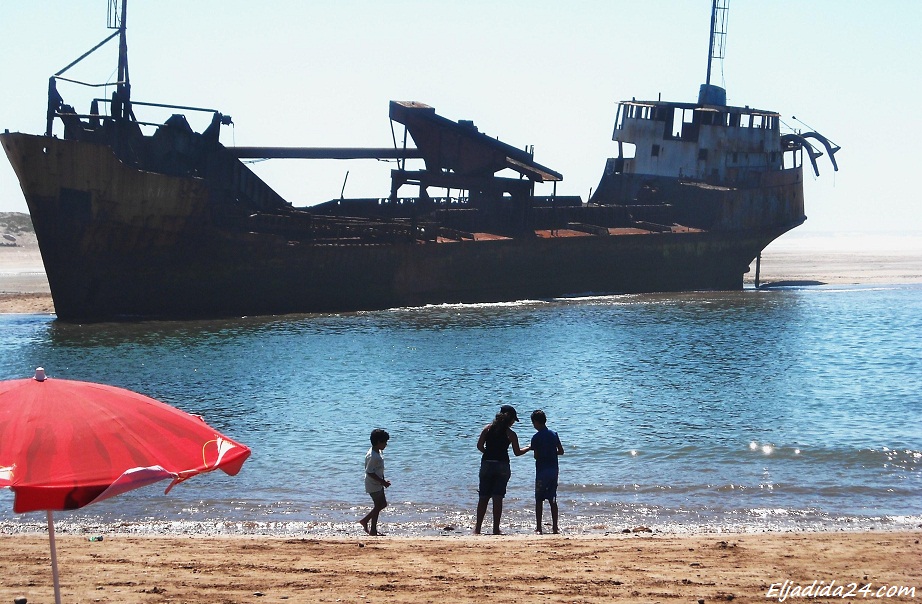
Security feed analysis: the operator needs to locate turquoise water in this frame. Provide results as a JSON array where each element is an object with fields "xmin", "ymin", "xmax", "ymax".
[{"xmin": 1, "ymin": 284, "xmax": 920, "ymax": 535}]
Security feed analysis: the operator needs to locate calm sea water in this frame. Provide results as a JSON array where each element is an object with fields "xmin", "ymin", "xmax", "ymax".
[{"xmin": 1, "ymin": 284, "xmax": 920, "ymax": 536}]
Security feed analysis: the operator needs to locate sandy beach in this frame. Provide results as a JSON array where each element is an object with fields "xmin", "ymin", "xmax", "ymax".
[
  {"xmin": 0, "ymin": 229, "xmax": 53, "ymax": 314},
  {"xmin": 1, "ymin": 531, "xmax": 919, "ymax": 604}
]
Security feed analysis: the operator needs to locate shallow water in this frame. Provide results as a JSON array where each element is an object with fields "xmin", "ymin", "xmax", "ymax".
[{"xmin": 1, "ymin": 284, "xmax": 920, "ymax": 536}]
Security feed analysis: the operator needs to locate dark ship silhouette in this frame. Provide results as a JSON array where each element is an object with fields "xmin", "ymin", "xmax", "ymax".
[{"xmin": 1, "ymin": 0, "xmax": 838, "ymax": 321}]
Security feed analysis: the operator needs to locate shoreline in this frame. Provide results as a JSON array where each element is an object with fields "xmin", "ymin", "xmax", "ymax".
[
  {"xmin": 1, "ymin": 530, "xmax": 919, "ymax": 603},
  {"xmin": 2, "ymin": 512, "xmax": 920, "ymax": 539}
]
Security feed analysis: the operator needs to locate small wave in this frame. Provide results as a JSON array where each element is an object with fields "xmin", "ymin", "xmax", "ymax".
[
  {"xmin": 3, "ymin": 506, "xmax": 917, "ymax": 538},
  {"xmin": 387, "ymin": 299, "xmax": 549, "ymax": 313}
]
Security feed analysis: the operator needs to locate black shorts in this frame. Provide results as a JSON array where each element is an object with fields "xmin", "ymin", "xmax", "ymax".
[
  {"xmin": 478, "ymin": 460, "xmax": 511, "ymax": 500},
  {"xmin": 535, "ymin": 469, "xmax": 559, "ymax": 502}
]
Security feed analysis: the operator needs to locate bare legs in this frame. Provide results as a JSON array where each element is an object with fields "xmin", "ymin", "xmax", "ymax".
[
  {"xmin": 474, "ymin": 498, "xmax": 488, "ymax": 534},
  {"xmin": 492, "ymin": 498, "xmax": 504, "ymax": 534},
  {"xmin": 474, "ymin": 496, "xmax": 504, "ymax": 534},
  {"xmin": 359, "ymin": 492, "xmax": 387, "ymax": 536},
  {"xmin": 535, "ymin": 499, "xmax": 559, "ymax": 534}
]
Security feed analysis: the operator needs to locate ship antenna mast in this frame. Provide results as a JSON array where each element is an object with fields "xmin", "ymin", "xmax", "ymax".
[
  {"xmin": 109, "ymin": 0, "xmax": 130, "ymax": 120},
  {"xmin": 704, "ymin": 0, "xmax": 729, "ymax": 89}
]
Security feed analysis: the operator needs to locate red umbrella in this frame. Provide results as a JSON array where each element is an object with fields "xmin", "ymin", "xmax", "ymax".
[{"xmin": 0, "ymin": 368, "xmax": 251, "ymax": 604}]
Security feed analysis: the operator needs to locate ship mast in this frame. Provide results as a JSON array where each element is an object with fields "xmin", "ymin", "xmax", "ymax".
[
  {"xmin": 699, "ymin": 0, "xmax": 729, "ymax": 105},
  {"xmin": 111, "ymin": 0, "xmax": 131, "ymax": 121},
  {"xmin": 44, "ymin": 0, "xmax": 131, "ymax": 135}
]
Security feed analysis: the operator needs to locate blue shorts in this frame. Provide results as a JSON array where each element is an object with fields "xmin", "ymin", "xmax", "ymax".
[
  {"xmin": 535, "ymin": 469, "xmax": 558, "ymax": 502},
  {"xmin": 478, "ymin": 460, "xmax": 511, "ymax": 500}
]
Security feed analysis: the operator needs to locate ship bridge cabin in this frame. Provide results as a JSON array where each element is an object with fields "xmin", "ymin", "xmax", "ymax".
[{"xmin": 609, "ymin": 99, "xmax": 797, "ymax": 187}]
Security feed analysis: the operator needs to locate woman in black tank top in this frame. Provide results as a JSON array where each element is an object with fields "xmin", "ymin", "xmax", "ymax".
[{"xmin": 474, "ymin": 405, "xmax": 530, "ymax": 534}]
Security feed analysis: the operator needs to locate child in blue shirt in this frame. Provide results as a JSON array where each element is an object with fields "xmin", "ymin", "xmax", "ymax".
[{"xmin": 529, "ymin": 410, "xmax": 564, "ymax": 534}]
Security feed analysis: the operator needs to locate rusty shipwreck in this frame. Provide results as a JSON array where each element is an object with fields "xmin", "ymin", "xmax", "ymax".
[{"xmin": 1, "ymin": 1, "xmax": 838, "ymax": 321}]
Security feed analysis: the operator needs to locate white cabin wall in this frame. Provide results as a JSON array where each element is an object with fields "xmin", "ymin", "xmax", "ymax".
[{"xmin": 613, "ymin": 106, "xmax": 782, "ymax": 181}]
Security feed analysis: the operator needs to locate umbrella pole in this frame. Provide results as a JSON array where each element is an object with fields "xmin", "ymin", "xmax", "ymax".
[{"xmin": 47, "ymin": 510, "xmax": 62, "ymax": 604}]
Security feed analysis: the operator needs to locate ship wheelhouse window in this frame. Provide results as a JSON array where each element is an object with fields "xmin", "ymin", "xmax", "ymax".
[
  {"xmin": 673, "ymin": 110, "xmax": 684, "ymax": 137},
  {"xmin": 627, "ymin": 105, "xmax": 653, "ymax": 120},
  {"xmin": 699, "ymin": 111, "xmax": 724, "ymax": 126}
]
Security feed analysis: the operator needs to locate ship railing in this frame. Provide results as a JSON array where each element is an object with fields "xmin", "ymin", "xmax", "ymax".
[
  {"xmin": 55, "ymin": 99, "xmax": 221, "ymax": 120},
  {"xmin": 48, "ymin": 72, "xmax": 229, "ymax": 136},
  {"xmin": 53, "ymin": 109, "xmax": 188, "ymax": 130},
  {"xmin": 243, "ymin": 211, "xmax": 441, "ymax": 244},
  {"xmin": 530, "ymin": 204, "xmax": 632, "ymax": 231}
]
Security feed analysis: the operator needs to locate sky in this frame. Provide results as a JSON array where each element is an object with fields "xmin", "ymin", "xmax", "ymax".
[{"xmin": 1, "ymin": 1, "xmax": 920, "ymax": 235}]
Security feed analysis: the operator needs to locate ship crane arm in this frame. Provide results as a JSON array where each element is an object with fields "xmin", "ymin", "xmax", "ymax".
[
  {"xmin": 782, "ymin": 134, "xmax": 821, "ymax": 177},
  {"xmin": 800, "ymin": 132, "xmax": 840, "ymax": 172}
]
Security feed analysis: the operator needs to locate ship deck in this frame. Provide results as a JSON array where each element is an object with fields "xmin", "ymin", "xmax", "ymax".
[{"xmin": 434, "ymin": 225, "xmax": 705, "ymax": 243}]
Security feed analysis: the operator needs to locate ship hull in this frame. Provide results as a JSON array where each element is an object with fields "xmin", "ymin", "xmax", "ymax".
[{"xmin": 3, "ymin": 132, "xmax": 798, "ymax": 321}]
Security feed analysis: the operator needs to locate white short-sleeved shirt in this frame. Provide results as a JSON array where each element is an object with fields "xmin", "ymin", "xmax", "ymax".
[{"xmin": 365, "ymin": 447, "xmax": 385, "ymax": 493}]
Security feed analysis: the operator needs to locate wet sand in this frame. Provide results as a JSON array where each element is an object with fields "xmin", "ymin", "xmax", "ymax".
[
  {"xmin": 0, "ymin": 231, "xmax": 53, "ymax": 314},
  {"xmin": 0, "ymin": 531, "xmax": 919, "ymax": 604},
  {"xmin": 749, "ymin": 241, "xmax": 922, "ymax": 287}
]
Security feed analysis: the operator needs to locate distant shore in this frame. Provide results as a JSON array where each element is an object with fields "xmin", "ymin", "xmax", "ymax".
[
  {"xmin": 747, "ymin": 231, "xmax": 922, "ymax": 287},
  {"xmin": 2, "ymin": 224, "xmax": 921, "ymax": 316}
]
